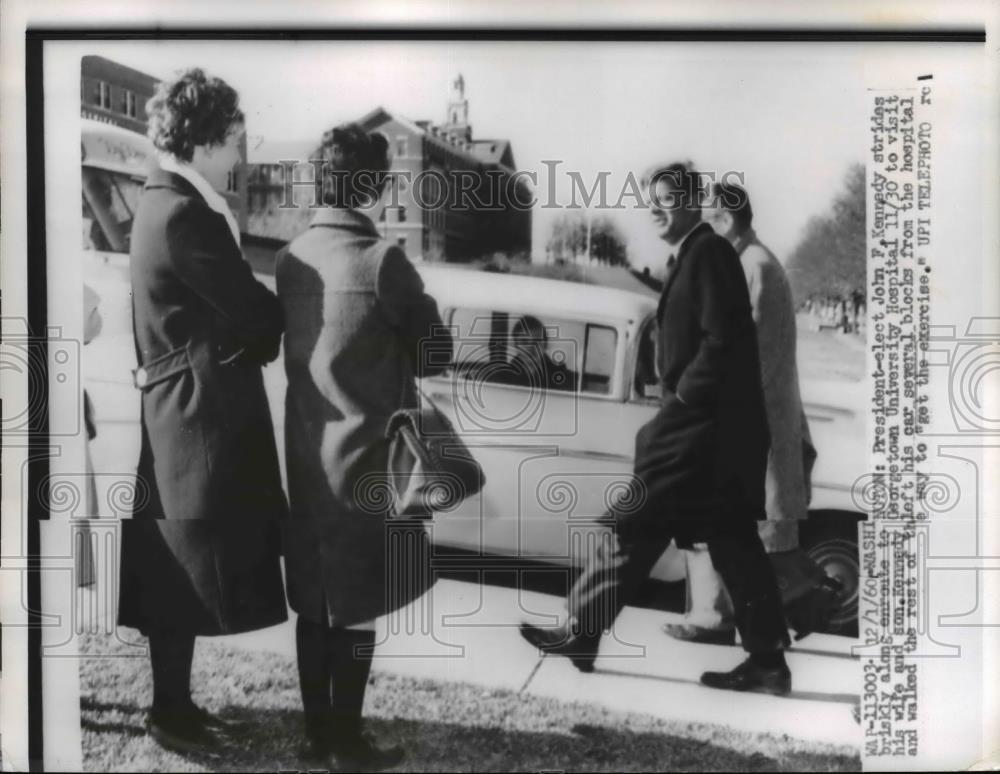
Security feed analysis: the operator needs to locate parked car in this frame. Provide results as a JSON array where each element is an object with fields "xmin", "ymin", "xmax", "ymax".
[
  {"xmin": 417, "ymin": 267, "xmax": 866, "ymax": 635},
  {"xmin": 80, "ymin": 118, "xmax": 865, "ymax": 636}
]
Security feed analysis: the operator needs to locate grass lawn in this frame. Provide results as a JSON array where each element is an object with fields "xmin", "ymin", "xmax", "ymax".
[{"xmin": 80, "ymin": 632, "xmax": 859, "ymax": 772}]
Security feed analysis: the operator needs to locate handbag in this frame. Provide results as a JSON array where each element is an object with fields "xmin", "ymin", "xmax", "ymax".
[{"xmin": 385, "ymin": 389, "xmax": 485, "ymax": 519}]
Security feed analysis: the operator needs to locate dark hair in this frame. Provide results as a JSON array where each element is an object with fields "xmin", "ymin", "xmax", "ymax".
[
  {"xmin": 711, "ymin": 181, "xmax": 753, "ymax": 230},
  {"xmin": 146, "ymin": 69, "xmax": 244, "ymax": 163},
  {"xmin": 512, "ymin": 315, "xmax": 547, "ymax": 342},
  {"xmin": 641, "ymin": 160, "xmax": 701, "ymax": 210},
  {"xmin": 314, "ymin": 122, "xmax": 391, "ymax": 208}
]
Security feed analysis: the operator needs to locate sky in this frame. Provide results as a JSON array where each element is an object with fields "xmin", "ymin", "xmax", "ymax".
[{"xmin": 99, "ymin": 40, "xmax": 869, "ymax": 270}]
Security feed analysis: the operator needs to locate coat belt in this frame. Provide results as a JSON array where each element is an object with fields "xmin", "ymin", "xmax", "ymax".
[{"xmin": 132, "ymin": 345, "xmax": 191, "ymax": 390}]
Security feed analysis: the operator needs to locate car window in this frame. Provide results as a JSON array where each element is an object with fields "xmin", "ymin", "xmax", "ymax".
[
  {"xmin": 632, "ymin": 317, "xmax": 662, "ymax": 401},
  {"xmin": 446, "ymin": 307, "xmax": 618, "ymax": 395},
  {"xmin": 582, "ymin": 324, "xmax": 616, "ymax": 394},
  {"xmin": 82, "ymin": 167, "xmax": 144, "ymax": 253}
]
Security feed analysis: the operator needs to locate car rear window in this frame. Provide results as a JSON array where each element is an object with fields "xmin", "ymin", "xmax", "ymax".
[
  {"xmin": 446, "ymin": 308, "xmax": 617, "ymax": 395},
  {"xmin": 82, "ymin": 167, "xmax": 144, "ymax": 253}
]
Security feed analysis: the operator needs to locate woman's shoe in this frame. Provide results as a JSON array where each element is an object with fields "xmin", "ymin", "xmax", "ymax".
[
  {"xmin": 183, "ymin": 701, "xmax": 245, "ymax": 738},
  {"xmin": 146, "ymin": 708, "xmax": 223, "ymax": 757},
  {"xmin": 326, "ymin": 731, "xmax": 405, "ymax": 772}
]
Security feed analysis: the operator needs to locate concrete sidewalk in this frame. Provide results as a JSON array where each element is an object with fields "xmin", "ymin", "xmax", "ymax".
[{"xmin": 219, "ymin": 578, "xmax": 861, "ymax": 749}]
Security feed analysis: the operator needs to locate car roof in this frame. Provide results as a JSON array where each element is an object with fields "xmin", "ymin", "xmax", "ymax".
[
  {"xmin": 418, "ymin": 265, "xmax": 658, "ymax": 324},
  {"xmin": 81, "ymin": 118, "xmax": 156, "ymax": 178}
]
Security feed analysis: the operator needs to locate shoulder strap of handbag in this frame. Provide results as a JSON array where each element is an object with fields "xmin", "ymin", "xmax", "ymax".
[
  {"xmin": 417, "ymin": 383, "xmax": 450, "ymax": 426},
  {"xmin": 372, "ymin": 239, "xmax": 456, "ymax": 430},
  {"xmin": 373, "ymin": 237, "xmax": 422, "ymax": 402}
]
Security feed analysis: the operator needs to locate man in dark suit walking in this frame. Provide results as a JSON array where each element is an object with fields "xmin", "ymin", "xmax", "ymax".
[{"xmin": 520, "ymin": 162, "xmax": 792, "ymax": 695}]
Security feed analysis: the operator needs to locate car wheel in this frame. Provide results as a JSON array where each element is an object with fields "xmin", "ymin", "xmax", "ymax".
[{"xmin": 800, "ymin": 511, "xmax": 863, "ymax": 637}]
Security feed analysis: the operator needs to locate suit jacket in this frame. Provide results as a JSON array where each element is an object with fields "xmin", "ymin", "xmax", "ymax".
[
  {"xmin": 735, "ymin": 229, "xmax": 812, "ymax": 522},
  {"xmin": 622, "ymin": 222, "xmax": 769, "ymax": 547},
  {"xmin": 118, "ymin": 167, "xmax": 288, "ymax": 636},
  {"xmin": 276, "ymin": 207, "xmax": 453, "ymax": 626}
]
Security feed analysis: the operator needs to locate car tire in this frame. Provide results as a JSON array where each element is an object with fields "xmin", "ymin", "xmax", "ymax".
[{"xmin": 800, "ymin": 511, "xmax": 864, "ymax": 637}]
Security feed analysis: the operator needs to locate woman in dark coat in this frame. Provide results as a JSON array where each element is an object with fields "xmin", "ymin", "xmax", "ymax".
[
  {"xmin": 117, "ymin": 69, "xmax": 288, "ymax": 754},
  {"xmin": 276, "ymin": 123, "xmax": 453, "ymax": 770}
]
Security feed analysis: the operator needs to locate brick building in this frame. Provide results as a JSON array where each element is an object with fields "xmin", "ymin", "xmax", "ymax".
[
  {"xmin": 80, "ymin": 55, "xmax": 248, "ymax": 231},
  {"xmin": 246, "ymin": 75, "xmax": 532, "ymax": 261}
]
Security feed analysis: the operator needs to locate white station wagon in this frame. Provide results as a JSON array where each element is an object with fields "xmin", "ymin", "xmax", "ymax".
[{"xmin": 80, "ymin": 119, "xmax": 866, "ymax": 636}]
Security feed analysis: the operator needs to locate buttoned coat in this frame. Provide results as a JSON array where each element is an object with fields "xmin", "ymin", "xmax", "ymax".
[
  {"xmin": 735, "ymin": 230, "xmax": 813, "ymax": 523},
  {"xmin": 621, "ymin": 222, "xmax": 770, "ymax": 547},
  {"xmin": 117, "ymin": 168, "xmax": 288, "ymax": 636},
  {"xmin": 276, "ymin": 208, "xmax": 453, "ymax": 626}
]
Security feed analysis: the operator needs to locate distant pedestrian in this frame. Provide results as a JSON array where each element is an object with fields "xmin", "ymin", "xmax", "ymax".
[{"xmin": 851, "ymin": 290, "xmax": 865, "ymax": 334}]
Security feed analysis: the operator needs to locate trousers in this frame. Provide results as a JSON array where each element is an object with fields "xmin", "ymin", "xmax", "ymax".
[{"xmin": 567, "ymin": 514, "xmax": 790, "ymax": 654}]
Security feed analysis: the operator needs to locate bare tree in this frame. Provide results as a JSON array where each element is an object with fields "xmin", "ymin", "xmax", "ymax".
[
  {"xmin": 786, "ymin": 163, "xmax": 865, "ymax": 304},
  {"xmin": 547, "ymin": 211, "xmax": 628, "ymax": 266}
]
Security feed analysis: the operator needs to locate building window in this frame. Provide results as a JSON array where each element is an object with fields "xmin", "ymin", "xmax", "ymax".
[
  {"xmin": 121, "ymin": 90, "xmax": 137, "ymax": 118},
  {"xmin": 99, "ymin": 81, "xmax": 112, "ymax": 110},
  {"xmin": 226, "ymin": 169, "xmax": 238, "ymax": 193},
  {"xmin": 398, "ymin": 205, "xmax": 407, "ymax": 223},
  {"xmin": 396, "ymin": 136, "xmax": 407, "ymax": 157},
  {"xmin": 397, "ymin": 236, "xmax": 407, "ymax": 249}
]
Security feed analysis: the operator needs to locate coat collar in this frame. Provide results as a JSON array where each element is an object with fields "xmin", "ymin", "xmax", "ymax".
[
  {"xmin": 309, "ymin": 207, "xmax": 380, "ymax": 237},
  {"xmin": 144, "ymin": 166, "xmax": 242, "ymax": 247},
  {"xmin": 732, "ymin": 227, "xmax": 758, "ymax": 256},
  {"xmin": 144, "ymin": 167, "xmax": 204, "ymax": 202},
  {"xmin": 657, "ymin": 221, "xmax": 714, "ymax": 314},
  {"xmin": 156, "ymin": 155, "xmax": 242, "ymax": 246},
  {"xmin": 676, "ymin": 221, "xmax": 714, "ymax": 263}
]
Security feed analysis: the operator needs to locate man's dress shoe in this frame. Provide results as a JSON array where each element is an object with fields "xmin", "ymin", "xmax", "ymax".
[
  {"xmin": 518, "ymin": 623, "xmax": 600, "ymax": 673},
  {"xmin": 700, "ymin": 656, "xmax": 792, "ymax": 696}
]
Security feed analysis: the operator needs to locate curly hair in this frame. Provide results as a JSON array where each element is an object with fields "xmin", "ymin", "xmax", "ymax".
[
  {"xmin": 146, "ymin": 68, "xmax": 244, "ymax": 162},
  {"xmin": 314, "ymin": 122, "xmax": 391, "ymax": 208}
]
